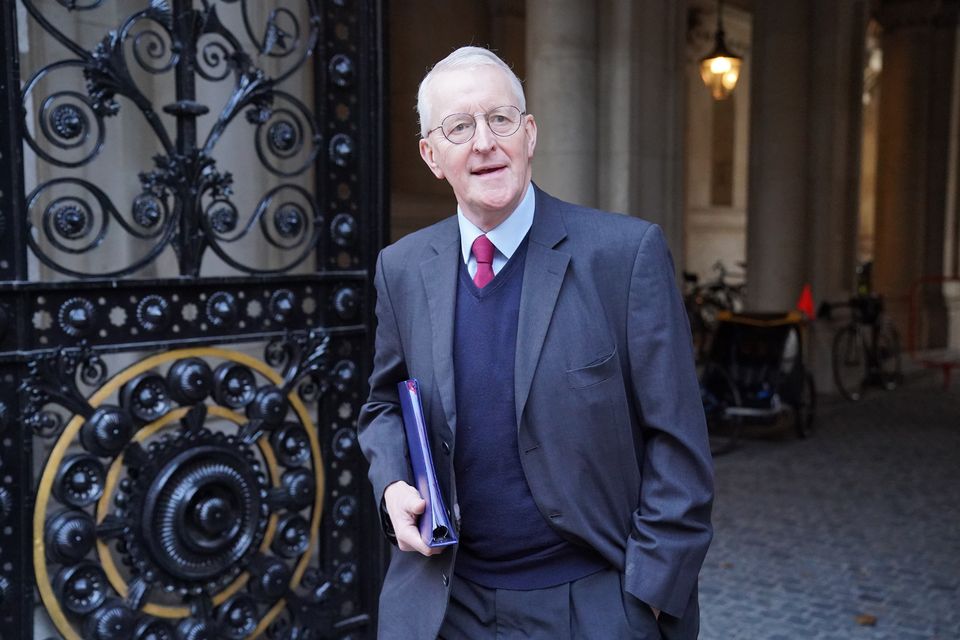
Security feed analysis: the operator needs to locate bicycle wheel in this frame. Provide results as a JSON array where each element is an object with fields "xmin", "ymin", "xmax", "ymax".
[
  {"xmin": 832, "ymin": 325, "xmax": 867, "ymax": 401},
  {"xmin": 876, "ymin": 322, "xmax": 903, "ymax": 390},
  {"xmin": 685, "ymin": 298, "xmax": 708, "ymax": 360},
  {"xmin": 794, "ymin": 371, "xmax": 816, "ymax": 438},
  {"xmin": 700, "ymin": 363, "xmax": 742, "ymax": 455}
]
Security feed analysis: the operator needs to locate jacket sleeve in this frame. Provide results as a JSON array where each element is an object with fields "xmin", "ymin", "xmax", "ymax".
[
  {"xmin": 622, "ymin": 223, "xmax": 715, "ymax": 617},
  {"xmin": 358, "ymin": 250, "xmax": 414, "ymax": 538}
]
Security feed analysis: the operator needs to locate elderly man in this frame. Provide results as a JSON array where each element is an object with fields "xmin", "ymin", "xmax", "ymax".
[{"xmin": 359, "ymin": 46, "xmax": 713, "ymax": 639}]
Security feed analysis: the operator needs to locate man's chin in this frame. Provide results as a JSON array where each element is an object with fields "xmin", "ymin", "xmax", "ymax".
[
  {"xmin": 477, "ymin": 197, "xmax": 518, "ymax": 218},
  {"xmin": 475, "ymin": 185, "xmax": 520, "ymax": 207}
]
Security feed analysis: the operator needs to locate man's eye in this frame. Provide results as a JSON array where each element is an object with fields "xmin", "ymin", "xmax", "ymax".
[
  {"xmin": 450, "ymin": 122, "xmax": 472, "ymax": 133},
  {"xmin": 490, "ymin": 115, "xmax": 508, "ymax": 124}
]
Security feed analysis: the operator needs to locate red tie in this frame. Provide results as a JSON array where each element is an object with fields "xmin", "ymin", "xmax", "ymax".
[{"xmin": 472, "ymin": 235, "xmax": 495, "ymax": 288}]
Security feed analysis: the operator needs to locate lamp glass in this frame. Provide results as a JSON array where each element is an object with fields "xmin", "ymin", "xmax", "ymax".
[{"xmin": 700, "ymin": 55, "xmax": 741, "ymax": 100}]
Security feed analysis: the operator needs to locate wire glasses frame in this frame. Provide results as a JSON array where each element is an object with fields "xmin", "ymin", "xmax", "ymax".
[{"xmin": 425, "ymin": 105, "xmax": 526, "ymax": 144}]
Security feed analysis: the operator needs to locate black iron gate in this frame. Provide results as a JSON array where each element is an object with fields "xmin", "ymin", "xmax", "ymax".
[{"xmin": 0, "ymin": 1, "xmax": 386, "ymax": 638}]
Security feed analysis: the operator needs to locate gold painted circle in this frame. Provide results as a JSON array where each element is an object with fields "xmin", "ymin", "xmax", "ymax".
[
  {"xmin": 95, "ymin": 405, "xmax": 281, "ymax": 618},
  {"xmin": 34, "ymin": 347, "xmax": 325, "ymax": 640}
]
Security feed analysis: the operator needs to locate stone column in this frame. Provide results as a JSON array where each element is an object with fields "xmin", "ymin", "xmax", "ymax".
[
  {"xmin": 595, "ymin": 0, "xmax": 637, "ymax": 216},
  {"xmin": 488, "ymin": 0, "xmax": 527, "ymax": 80},
  {"xmin": 805, "ymin": 0, "xmax": 870, "ymax": 388},
  {"xmin": 806, "ymin": 0, "xmax": 868, "ymax": 306},
  {"xmin": 873, "ymin": 0, "xmax": 960, "ymax": 347},
  {"xmin": 747, "ymin": 0, "xmax": 868, "ymax": 390},
  {"xmin": 525, "ymin": 0, "xmax": 597, "ymax": 207},
  {"xmin": 747, "ymin": 0, "xmax": 865, "ymax": 306},
  {"xmin": 527, "ymin": 0, "xmax": 687, "ymax": 257},
  {"xmin": 600, "ymin": 0, "xmax": 687, "ymax": 259},
  {"xmin": 745, "ymin": 0, "xmax": 812, "ymax": 311}
]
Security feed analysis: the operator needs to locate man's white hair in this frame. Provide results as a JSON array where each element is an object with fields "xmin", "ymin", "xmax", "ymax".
[{"xmin": 416, "ymin": 46, "xmax": 526, "ymax": 138}]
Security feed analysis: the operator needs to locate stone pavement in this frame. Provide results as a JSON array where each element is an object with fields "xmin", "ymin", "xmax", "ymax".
[{"xmin": 699, "ymin": 374, "xmax": 960, "ymax": 640}]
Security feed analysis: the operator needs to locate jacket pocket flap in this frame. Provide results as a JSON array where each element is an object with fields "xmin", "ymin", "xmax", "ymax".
[{"xmin": 566, "ymin": 349, "xmax": 618, "ymax": 389}]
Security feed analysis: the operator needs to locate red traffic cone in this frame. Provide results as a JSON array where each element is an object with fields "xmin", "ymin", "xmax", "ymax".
[{"xmin": 796, "ymin": 284, "xmax": 815, "ymax": 319}]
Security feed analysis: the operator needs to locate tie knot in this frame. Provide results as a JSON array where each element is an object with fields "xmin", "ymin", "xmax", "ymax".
[{"xmin": 471, "ymin": 235, "xmax": 496, "ymax": 264}]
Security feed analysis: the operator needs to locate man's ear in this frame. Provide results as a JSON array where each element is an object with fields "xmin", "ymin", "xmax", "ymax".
[
  {"xmin": 419, "ymin": 139, "xmax": 445, "ymax": 179},
  {"xmin": 523, "ymin": 114, "xmax": 538, "ymax": 159}
]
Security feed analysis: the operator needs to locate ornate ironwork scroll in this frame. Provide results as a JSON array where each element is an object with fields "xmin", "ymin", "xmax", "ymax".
[
  {"xmin": 19, "ymin": 0, "xmax": 326, "ymax": 278},
  {"xmin": 0, "ymin": 0, "xmax": 386, "ymax": 638}
]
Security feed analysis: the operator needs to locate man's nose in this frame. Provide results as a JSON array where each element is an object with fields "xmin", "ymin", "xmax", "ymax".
[{"xmin": 472, "ymin": 118, "xmax": 497, "ymax": 152}]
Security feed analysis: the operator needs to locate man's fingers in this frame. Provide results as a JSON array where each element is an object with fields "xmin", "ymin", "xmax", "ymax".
[
  {"xmin": 393, "ymin": 502, "xmax": 443, "ymax": 556},
  {"xmin": 385, "ymin": 482, "xmax": 426, "ymax": 525},
  {"xmin": 395, "ymin": 523, "xmax": 440, "ymax": 556},
  {"xmin": 407, "ymin": 495, "xmax": 426, "ymax": 515},
  {"xmin": 396, "ymin": 529, "xmax": 426, "ymax": 553},
  {"xmin": 383, "ymin": 481, "xmax": 443, "ymax": 556},
  {"xmin": 384, "ymin": 481, "xmax": 421, "ymax": 516}
]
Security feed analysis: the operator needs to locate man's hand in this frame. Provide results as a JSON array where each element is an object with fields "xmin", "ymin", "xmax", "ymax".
[{"xmin": 383, "ymin": 481, "xmax": 445, "ymax": 556}]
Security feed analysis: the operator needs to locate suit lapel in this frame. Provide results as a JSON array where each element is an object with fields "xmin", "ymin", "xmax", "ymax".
[
  {"xmin": 515, "ymin": 189, "xmax": 569, "ymax": 426},
  {"xmin": 420, "ymin": 220, "xmax": 461, "ymax": 435}
]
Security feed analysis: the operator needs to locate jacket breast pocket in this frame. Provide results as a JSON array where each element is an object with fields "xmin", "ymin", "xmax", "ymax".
[{"xmin": 566, "ymin": 349, "xmax": 619, "ymax": 390}]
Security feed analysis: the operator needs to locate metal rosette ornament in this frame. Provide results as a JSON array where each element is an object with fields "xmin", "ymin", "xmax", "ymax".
[{"xmin": 33, "ymin": 338, "xmax": 330, "ymax": 640}]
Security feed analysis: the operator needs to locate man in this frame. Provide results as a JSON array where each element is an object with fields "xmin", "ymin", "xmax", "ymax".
[{"xmin": 359, "ymin": 46, "xmax": 713, "ymax": 639}]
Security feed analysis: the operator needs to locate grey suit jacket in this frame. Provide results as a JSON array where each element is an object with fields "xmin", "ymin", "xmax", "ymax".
[{"xmin": 359, "ymin": 187, "xmax": 714, "ymax": 639}]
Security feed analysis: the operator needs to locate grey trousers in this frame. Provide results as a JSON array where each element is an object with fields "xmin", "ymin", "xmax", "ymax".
[{"xmin": 437, "ymin": 568, "xmax": 664, "ymax": 639}]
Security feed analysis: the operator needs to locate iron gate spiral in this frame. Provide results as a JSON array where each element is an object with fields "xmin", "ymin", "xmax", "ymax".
[{"xmin": 0, "ymin": 0, "xmax": 386, "ymax": 638}]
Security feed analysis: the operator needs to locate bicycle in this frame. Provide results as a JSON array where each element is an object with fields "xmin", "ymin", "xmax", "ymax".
[
  {"xmin": 819, "ymin": 294, "xmax": 902, "ymax": 401},
  {"xmin": 683, "ymin": 261, "xmax": 746, "ymax": 359}
]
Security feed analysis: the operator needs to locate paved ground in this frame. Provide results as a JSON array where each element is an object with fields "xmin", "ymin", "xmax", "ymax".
[{"xmin": 699, "ymin": 373, "xmax": 960, "ymax": 640}]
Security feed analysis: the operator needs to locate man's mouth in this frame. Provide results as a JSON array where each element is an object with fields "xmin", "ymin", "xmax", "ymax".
[{"xmin": 472, "ymin": 165, "xmax": 506, "ymax": 176}]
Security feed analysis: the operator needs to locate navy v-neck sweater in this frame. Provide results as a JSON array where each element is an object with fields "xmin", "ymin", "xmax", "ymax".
[{"xmin": 452, "ymin": 238, "xmax": 606, "ymax": 589}]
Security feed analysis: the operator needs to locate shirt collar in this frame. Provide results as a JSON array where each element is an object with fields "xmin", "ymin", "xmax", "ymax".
[{"xmin": 457, "ymin": 182, "xmax": 535, "ymax": 263}]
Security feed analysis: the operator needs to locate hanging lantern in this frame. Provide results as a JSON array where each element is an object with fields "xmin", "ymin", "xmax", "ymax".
[{"xmin": 699, "ymin": 1, "xmax": 742, "ymax": 100}]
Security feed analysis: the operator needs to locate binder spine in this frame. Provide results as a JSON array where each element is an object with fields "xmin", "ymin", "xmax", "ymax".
[{"xmin": 397, "ymin": 379, "xmax": 457, "ymax": 547}]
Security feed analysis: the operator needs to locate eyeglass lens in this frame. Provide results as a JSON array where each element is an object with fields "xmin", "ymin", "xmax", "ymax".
[{"xmin": 440, "ymin": 106, "xmax": 522, "ymax": 144}]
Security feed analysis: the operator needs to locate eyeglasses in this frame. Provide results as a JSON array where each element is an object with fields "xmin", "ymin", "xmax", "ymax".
[{"xmin": 426, "ymin": 105, "xmax": 525, "ymax": 144}]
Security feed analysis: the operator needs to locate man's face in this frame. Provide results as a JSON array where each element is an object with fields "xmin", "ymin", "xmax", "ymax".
[{"xmin": 419, "ymin": 66, "xmax": 537, "ymax": 228}]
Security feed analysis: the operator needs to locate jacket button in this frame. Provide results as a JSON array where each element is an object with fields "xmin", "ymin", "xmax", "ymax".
[
  {"xmin": 441, "ymin": 440, "xmax": 451, "ymax": 455},
  {"xmin": 441, "ymin": 572, "xmax": 449, "ymax": 586}
]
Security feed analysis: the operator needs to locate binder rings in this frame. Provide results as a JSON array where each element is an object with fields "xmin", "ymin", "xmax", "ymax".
[{"xmin": 397, "ymin": 379, "xmax": 458, "ymax": 548}]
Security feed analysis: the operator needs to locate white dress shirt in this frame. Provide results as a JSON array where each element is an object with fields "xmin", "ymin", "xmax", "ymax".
[{"xmin": 457, "ymin": 182, "xmax": 535, "ymax": 279}]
